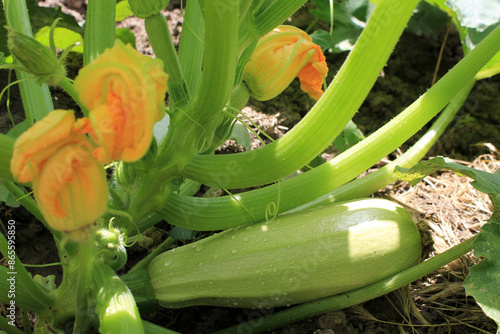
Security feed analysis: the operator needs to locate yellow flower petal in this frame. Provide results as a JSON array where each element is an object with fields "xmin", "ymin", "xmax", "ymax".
[
  {"xmin": 34, "ymin": 143, "xmax": 108, "ymax": 235},
  {"xmin": 74, "ymin": 40, "xmax": 168, "ymax": 164},
  {"xmin": 243, "ymin": 25, "xmax": 328, "ymax": 101},
  {"xmin": 11, "ymin": 110, "xmax": 77, "ymax": 183}
]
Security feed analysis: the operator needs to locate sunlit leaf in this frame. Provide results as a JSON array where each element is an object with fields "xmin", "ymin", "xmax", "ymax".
[
  {"xmin": 35, "ymin": 26, "xmax": 84, "ymax": 53},
  {"xmin": 116, "ymin": 0, "xmax": 134, "ymax": 22},
  {"xmin": 229, "ymin": 123, "xmax": 252, "ymax": 151}
]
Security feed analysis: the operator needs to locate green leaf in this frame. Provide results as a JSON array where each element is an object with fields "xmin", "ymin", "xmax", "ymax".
[
  {"xmin": 310, "ymin": 29, "xmax": 332, "ymax": 51},
  {"xmin": 0, "ymin": 52, "xmax": 4, "ymax": 65},
  {"xmin": 116, "ymin": 27, "xmax": 136, "ymax": 48},
  {"xmin": 427, "ymin": 0, "xmax": 500, "ymax": 79},
  {"xmin": 170, "ymin": 227, "xmax": 197, "ymax": 240},
  {"xmin": 446, "ymin": 0, "xmax": 500, "ymax": 32},
  {"xmin": 407, "ymin": 1, "xmax": 450, "ymax": 37},
  {"xmin": 0, "ymin": 184, "xmax": 21, "ymax": 208},
  {"xmin": 34, "ymin": 26, "xmax": 84, "ymax": 53},
  {"xmin": 464, "ymin": 219, "xmax": 500, "ymax": 330},
  {"xmin": 476, "ymin": 50, "xmax": 500, "ymax": 79},
  {"xmin": 6, "ymin": 120, "xmax": 29, "ymax": 139},
  {"xmin": 394, "ymin": 157, "xmax": 500, "ymax": 330},
  {"xmin": 116, "ymin": 0, "xmax": 134, "ymax": 22},
  {"xmin": 333, "ymin": 120, "xmax": 365, "ymax": 152},
  {"xmin": 26, "ymin": 0, "xmax": 83, "ymax": 35},
  {"xmin": 309, "ymin": 0, "xmax": 374, "ymax": 53},
  {"xmin": 229, "ymin": 122, "xmax": 251, "ymax": 151}
]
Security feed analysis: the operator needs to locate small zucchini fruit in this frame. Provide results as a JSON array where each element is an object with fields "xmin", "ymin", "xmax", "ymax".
[{"xmin": 149, "ymin": 198, "xmax": 422, "ymax": 309}]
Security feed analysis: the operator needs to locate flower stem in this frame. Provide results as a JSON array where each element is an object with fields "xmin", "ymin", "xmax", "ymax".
[
  {"xmin": 73, "ymin": 238, "xmax": 93, "ymax": 334},
  {"xmin": 58, "ymin": 78, "xmax": 88, "ymax": 117},
  {"xmin": 216, "ymin": 237, "xmax": 476, "ymax": 334},
  {"xmin": 181, "ymin": 19, "xmax": 500, "ymax": 190}
]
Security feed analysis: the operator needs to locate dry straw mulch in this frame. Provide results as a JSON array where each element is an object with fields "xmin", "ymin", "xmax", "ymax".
[{"xmin": 366, "ymin": 145, "xmax": 500, "ymax": 333}]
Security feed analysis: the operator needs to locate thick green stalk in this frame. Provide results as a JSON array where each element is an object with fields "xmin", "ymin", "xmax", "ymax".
[
  {"xmin": 145, "ymin": 13, "xmax": 189, "ymax": 107},
  {"xmin": 128, "ymin": 0, "xmax": 240, "ymax": 221},
  {"xmin": 178, "ymin": 0, "xmax": 204, "ymax": 94},
  {"xmin": 155, "ymin": 0, "xmax": 239, "ymax": 159},
  {"xmin": 158, "ymin": 87, "xmax": 463, "ymax": 231},
  {"xmin": 159, "ymin": 21, "xmax": 500, "ymax": 229},
  {"xmin": 92, "ymin": 262, "xmax": 144, "ymax": 334},
  {"xmin": 253, "ymin": 0, "xmax": 308, "ymax": 36},
  {"xmin": 289, "ymin": 78, "xmax": 476, "ymax": 212},
  {"xmin": 0, "ymin": 134, "xmax": 14, "ymax": 182},
  {"xmin": 185, "ymin": 0, "xmax": 239, "ymax": 125},
  {"xmin": 0, "ymin": 227, "xmax": 55, "ymax": 310},
  {"xmin": 83, "ymin": 0, "xmax": 115, "ymax": 65},
  {"xmin": 120, "ymin": 268, "xmax": 157, "ymax": 313},
  {"xmin": 182, "ymin": 0, "xmax": 421, "ymax": 189},
  {"xmin": 216, "ymin": 237, "xmax": 476, "ymax": 334},
  {"xmin": 2, "ymin": 0, "xmax": 53, "ymax": 124},
  {"xmin": 73, "ymin": 239, "xmax": 93, "ymax": 334}
]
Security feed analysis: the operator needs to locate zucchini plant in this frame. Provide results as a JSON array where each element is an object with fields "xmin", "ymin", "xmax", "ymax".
[{"xmin": 0, "ymin": 0, "xmax": 499, "ymax": 333}]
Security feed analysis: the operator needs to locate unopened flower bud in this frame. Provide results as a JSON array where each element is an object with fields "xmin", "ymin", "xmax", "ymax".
[
  {"xmin": 244, "ymin": 25, "xmax": 328, "ymax": 101},
  {"xmin": 128, "ymin": 0, "xmax": 169, "ymax": 19},
  {"xmin": 7, "ymin": 27, "xmax": 66, "ymax": 85}
]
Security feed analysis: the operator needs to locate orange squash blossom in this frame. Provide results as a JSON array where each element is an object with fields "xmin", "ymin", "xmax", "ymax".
[
  {"xmin": 10, "ymin": 110, "xmax": 108, "ymax": 241},
  {"xmin": 74, "ymin": 40, "xmax": 168, "ymax": 164},
  {"xmin": 243, "ymin": 25, "xmax": 328, "ymax": 101}
]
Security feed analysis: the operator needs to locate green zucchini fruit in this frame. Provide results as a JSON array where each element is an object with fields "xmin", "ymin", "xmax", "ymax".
[{"xmin": 149, "ymin": 198, "xmax": 422, "ymax": 309}]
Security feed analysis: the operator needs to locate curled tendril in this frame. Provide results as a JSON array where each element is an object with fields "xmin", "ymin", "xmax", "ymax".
[{"xmin": 265, "ymin": 180, "xmax": 281, "ymax": 223}]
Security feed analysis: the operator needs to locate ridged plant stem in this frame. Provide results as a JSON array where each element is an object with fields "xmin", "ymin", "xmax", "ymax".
[
  {"xmin": 92, "ymin": 262, "xmax": 144, "ymax": 334},
  {"xmin": 177, "ymin": 0, "xmax": 204, "ymax": 94},
  {"xmin": 182, "ymin": 0, "xmax": 422, "ymax": 189},
  {"xmin": 83, "ymin": 0, "xmax": 115, "ymax": 65},
  {"xmin": 289, "ymin": 78, "xmax": 476, "ymax": 212},
  {"xmin": 160, "ymin": 23, "xmax": 500, "ymax": 230},
  {"xmin": 145, "ymin": 13, "xmax": 189, "ymax": 107},
  {"xmin": 0, "ymin": 134, "xmax": 14, "ymax": 182},
  {"xmin": 254, "ymin": 0, "xmax": 308, "ymax": 36},
  {"xmin": 2, "ymin": 0, "xmax": 53, "ymax": 124}
]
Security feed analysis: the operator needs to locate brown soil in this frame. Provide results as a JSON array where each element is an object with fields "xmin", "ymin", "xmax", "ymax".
[{"xmin": 1, "ymin": 1, "xmax": 500, "ymax": 333}]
